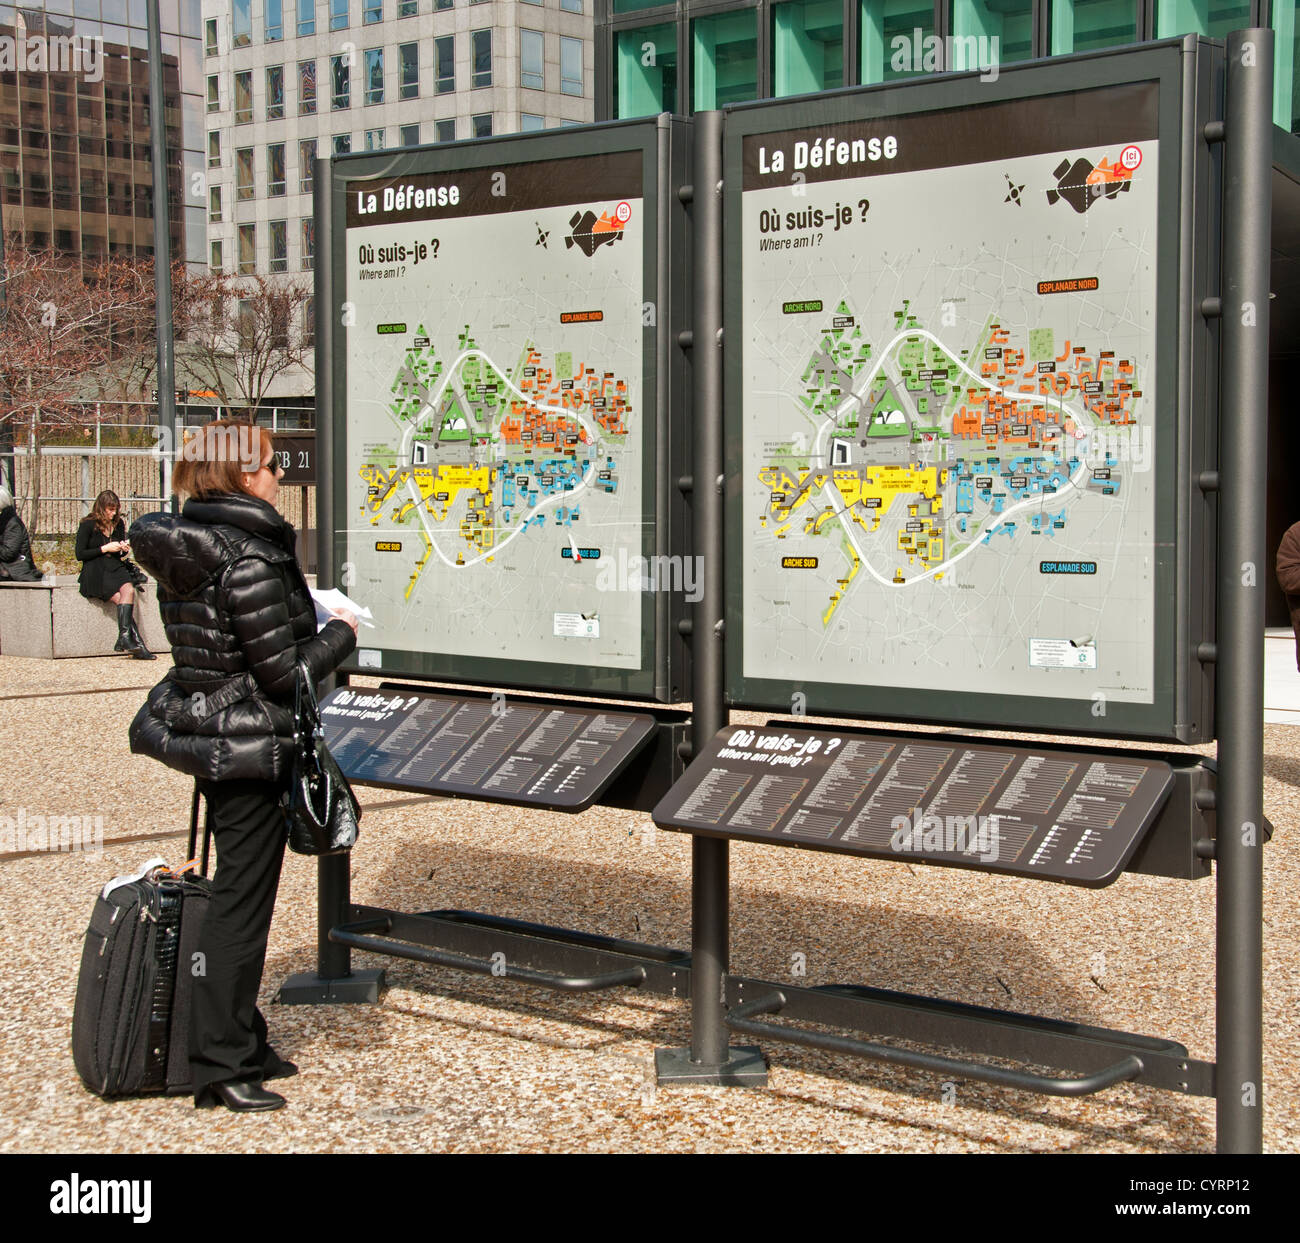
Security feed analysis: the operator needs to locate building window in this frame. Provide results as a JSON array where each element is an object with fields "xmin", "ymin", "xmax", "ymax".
[
  {"xmin": 299, "ymin": 60, "xmax": 317, "ymax": 114},
  {"xmin": 330, "ymin": 0, "xmax": 348, "ymax": 31},
  {"xmin": 399, "ymin": 0, "xmax": 417, "ymax": 14},
  {"xmin": 304, "ymin": 301, "xmax": 316, "ymax": 348},
  {"xmin": 861, "ymin": 0, "xmax": 935, "ymax": 82},
  {"xmin": 303, "ymin": 218, "xmax": 316, "ymax": 270},
  {"xmin": 1277, "ymin": 1, "xmax": 1299, "ymax": 134},
  {"xmin": 1154, "ymin": 0, "xmax": 1251, "ymax": 39},
  {"xmin": 400, "ymin": 42, "xmax": 419, "ymax": 98},
  {"xmin": 365, "ymin": 48, "xmax": 384, "ymax": 104},
  {"xmin": 435, "ymin": 0, "xmax": 453, "ymax": 9},
  {"xmin": 331, "ymin": 55, "xmax": 351, "ymax": 109},
  {"xmin": 239, "ymin": 224, "xmax": 256, "ymax": 274},
  {"xmin": 236, "ymin": 147, "xmax": 255, "ymax": 199},
  {"xmin": 298, "ymin": 0, "xmax": 316, "ymax": 36},
  {"xmin": 560, "ymin": 36, "xmax": 582, "ymax": 96},
  {"xmin": 209, "ymin": 185, "xmax": 222, "ymax": 222},
  {"xmin": 267, "ymin": 66, "xmax": 285, "ymax": 120},
  {"xmin": 472, "ymin": 112, "xmax": 492, "ymax": 138},
  {"xmin": 208, "ymin": 131, "xmax": 222, "ymax": 168},
  {"xmin": 400, "ymin": 122, "xmax": 420, "ymax": 146},
  {"xmin": 1046, "ymin": 0, "xmax": 1138, "ymax": 55},
  {"xmin": 364, "ymin": 0, "xmax": 383, "ymax": 22},
  {"xmin": 365, "ymin": 127, "xmax": 385, "ymax": 150},
  {"xmin": 234, "ymin": 70, "xmax": 253, "ymax": 123},
  {"xmin": 267, "ymin": 0, "xmax": 284, "ymax": 40},
  {"xmin": 334, "ymin": 133, "xmax": 352, "ymax": 154},
  {"xmin": 561, "ymin": 0, "xmax": 582, "ymax": 11},
  {"xmin": 692, "ymin": 10, "xmax": 755, "ymax": 108},
  {"xmin": 951, "ymin": 0, "xmax": 1032, "ymax": 67},
  {"xmin": 435, "ymin": 35, "xmax": 455, "ymax": 93},
  {"xmin": 772, "ymin": 0, "xmax": 843, "ymax": 97},
  {"xmin": 436, "ymin": 118, "xmax": 455, "ymax": 143},
  {"xmin": 233, "ymin": 0, "xmax": 251, "ymax": 47},
  {"xmin": 616, "ymin": 23, "xmax": 676, "ymax": 117},
  {"xmin": 520, "ymin": 112, "xmax": 544, "ymax": 131},
  {"xmin": 522, "ymin": 30, "xmax": 544, "ymax": 90},
  {"xmin": 472, "ymin": 28, "xmax": 492, "ymax": 88},
  {"xmin": 237, "ymin": 298, "xmax": 256, "ymax": 347},
  {"xmin": 211, "ymin": 239, "xmax": 223, "ymax": 272},
  {"xmin": 300, "ymin": 139, "xmax": 317, "ymax": 192},
  {"xmin": 207, "ymin": 74, "xmax": 220, "ymax": 112},
  {"xmin": 270, "ymin": 220, "xmax": 288, "ymax": 274},
  {"xmin": 205, "ymin": 17, "xmax": 218, "ymax": 55},
  {"xmin": 268, "ymin": 143, "xmax": 287, "ymax": 196}
]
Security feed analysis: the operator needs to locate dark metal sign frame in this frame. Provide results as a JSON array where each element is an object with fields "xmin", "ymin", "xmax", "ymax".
[
  {"xmin": 323, "ymin": 118, "xmax": 692, "ymax": 703},
  {"xmin": 721, "ymin": 40, "xmax": 1219, "ymax": 743}
]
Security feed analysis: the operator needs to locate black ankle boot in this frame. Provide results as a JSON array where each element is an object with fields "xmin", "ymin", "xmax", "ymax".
[
  {"xmin": 114, "ymin": 603, "xmax": 135, "ymax": 653},
  {"xmin": 128, "ymin": 615, "xmax": 157, "ymax": 660}
]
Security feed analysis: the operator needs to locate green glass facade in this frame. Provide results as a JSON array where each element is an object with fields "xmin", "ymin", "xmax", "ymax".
[
  {"xmin": 862, "ymin": 0, "xmax": 935, "ymax": 83},
  {"xmin": 693, "ymin": 10, "xmax": 758, "ymax": 109},
  {"xmin": 616, "ymin": 22, "xmax": 677, "ymax": 115},
  {"xmin": 773, "ymin": 0, "xmax": 844, "ymax": 96},
  {"xmin": 1049, "ymin": 0, "xmax": 1139, "ymax": 54},
  {"xmin": 597, "ymin": 0, "xmax": 1300, "ymax": 133}
]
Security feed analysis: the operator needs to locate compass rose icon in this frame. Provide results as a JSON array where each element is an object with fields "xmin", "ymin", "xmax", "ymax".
[{"xmin": 1004, "ymin": 173, "xmax": 1025, "ymax": 206}]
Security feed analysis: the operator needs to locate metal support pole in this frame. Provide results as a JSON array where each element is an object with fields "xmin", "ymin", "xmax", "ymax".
[
  {"xmin": 1216, "ymin": 26, "xmax": 1271, "ymax": 1154},
  {"xmin": 145, "ymin": 0, "xmax": 177, "ymax": 512},
  {"xmin": 278, "ymin": 157, "xmax": 382, "ymax": 1005},
  {"xmin": 657, "ymin": 110, "xmax": 765, "ymax": 1085}
]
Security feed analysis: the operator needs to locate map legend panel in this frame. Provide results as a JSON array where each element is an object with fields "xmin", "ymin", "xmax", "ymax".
[
  {"xmin": 652, "ymin": 725, "xmax": 1174, "ymax": 885},
  {"xmin": 321, "ymin": 687, "xmax": 657, "ymax": 811}
]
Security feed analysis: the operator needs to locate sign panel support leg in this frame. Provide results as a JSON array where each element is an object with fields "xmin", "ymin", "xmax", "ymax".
[
  {"xmin": 1215, "ymin": 27, "xmax": 1271, "ymax": 1154},
  {"xmin": 279, "ymin": 156, "xmax": 383, "ymax": 1006},
  {"xmin": 657, "ymin": 110, "xmax": 765, "ymax": 1086}
]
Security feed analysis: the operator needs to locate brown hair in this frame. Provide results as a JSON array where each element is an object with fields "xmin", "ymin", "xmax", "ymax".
[
  {"xmin": 172, "ymin": 420, "xmax": 275, "ymax": 501},
  {"xmin": 91, "ymin": 490, "xmax": 121, "ymax": 536}
]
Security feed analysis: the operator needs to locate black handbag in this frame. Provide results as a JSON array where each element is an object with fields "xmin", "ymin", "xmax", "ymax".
[{"xmin": 282, "ymin": 661, "xmax": 360, "ymax": 855}]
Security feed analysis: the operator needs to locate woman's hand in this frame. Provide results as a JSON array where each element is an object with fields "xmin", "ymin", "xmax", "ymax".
[
  {"xmin": 328, "ymin": 608, "xmax": 359, "ymax": 635},
  {"xmin": 103, "ymin": 540, "xmax": 123, "ymax": 554}
]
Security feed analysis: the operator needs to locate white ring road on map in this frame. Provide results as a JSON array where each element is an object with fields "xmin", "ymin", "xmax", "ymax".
[
  {"xmin": 395, "ymin": 347, "xmax": 601, "ymax": 570},
  {"xmin": 808, "ymin": 326, "xmax": 1102, "ymax": 589}
]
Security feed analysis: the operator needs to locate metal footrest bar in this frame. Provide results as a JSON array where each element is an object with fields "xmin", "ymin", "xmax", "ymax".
[
  {"xmin": 331, "ymin": 916, "xmax": 649, "ymax": 992},
  {"xmin": 329, "ymin": 905, "xmax": 693, "ymax": 998},
  {"xmin": 725, "ymin": 991, "xmax": 1147, "ymax": 1097}
]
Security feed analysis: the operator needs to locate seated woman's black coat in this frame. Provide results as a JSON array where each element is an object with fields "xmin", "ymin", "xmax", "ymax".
[{"xmin": 127, "ymin": 492, "xmax": 355, "ymax": 782}]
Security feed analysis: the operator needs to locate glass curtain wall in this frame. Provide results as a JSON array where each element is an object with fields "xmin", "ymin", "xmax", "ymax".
[
  {"xmin": 1049, "ymin": 0, "xmax": 1139, "ymax": 54},
  {"xmin": 615, "ymin": 21, "xmax": 677, "ymax": 115},
  {"xmin": 862, "ymin": 0, "xmax": 936, "ymax": 83},
  {"xmin": 693, "ymin": 8, "xmax": 758, "ymax": 109},
  {"xmin": 950, "ymin": 0, "xmax": 1033, "ymax": 68},
  {"xmin": 773, "ymin": 0, "xmax": 844, "ymax": 96},
  {"xmin": 1276, "ymin": 0, "xmax": 1298, "ymax": 133}
]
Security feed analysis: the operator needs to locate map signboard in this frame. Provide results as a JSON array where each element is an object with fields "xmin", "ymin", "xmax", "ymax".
[
  {"xmin": 328, "ymin": 122, "xmax": 688, "ymax": 701},
  {"xmin": 724, "ymin": 43, "xmax": 1214, "ymax": 741}
]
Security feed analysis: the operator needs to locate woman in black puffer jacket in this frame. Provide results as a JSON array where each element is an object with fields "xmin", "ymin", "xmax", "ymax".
[{"xmin": 128, "ymin": 420, "xmax": 357, "ymax": 1113}]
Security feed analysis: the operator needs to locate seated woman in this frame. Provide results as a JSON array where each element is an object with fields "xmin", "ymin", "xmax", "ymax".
[
  {"xmin": 0, "ymin": 483, "xmax": 42, "ymax": 581},
  {"xmin": 75, "ymin": 490, "xmax": 156, "ymax": 659}
]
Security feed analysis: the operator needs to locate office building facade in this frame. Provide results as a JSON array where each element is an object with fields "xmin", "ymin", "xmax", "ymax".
[
  {"xmin": 0, "ymin": 0, "xmax": 205, "ymax": 264},
  {"xmin": 202, "ymin": 0, "xmax": 595, "ymax": 282}
]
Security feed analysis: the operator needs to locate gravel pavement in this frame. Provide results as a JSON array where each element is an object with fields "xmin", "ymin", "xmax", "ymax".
[{"xmin": 2, "ymin": 654, "xmax": 1296, "ymax": 1153}]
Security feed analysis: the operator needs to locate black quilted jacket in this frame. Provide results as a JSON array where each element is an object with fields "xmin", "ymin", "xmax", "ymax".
[{"xmin": 127, "ymin": 492, "xmax": 355, "ymax": 782}]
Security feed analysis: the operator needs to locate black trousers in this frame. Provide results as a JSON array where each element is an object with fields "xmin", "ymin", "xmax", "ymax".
[{"xmin": 191, "ymin": 776, "xmax": 291, "ymax": 1101}]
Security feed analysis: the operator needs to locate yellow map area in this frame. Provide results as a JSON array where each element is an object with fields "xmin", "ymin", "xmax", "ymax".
[
  {"xmin": 360, "ymin": 463, "xmax": 497, "ymax": 594},
  {"xmin": 759, "ymin": 463, "xmax": 949, "ymax": 614}
]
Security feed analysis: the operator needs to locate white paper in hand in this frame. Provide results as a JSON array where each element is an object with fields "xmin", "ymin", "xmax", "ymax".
[{"xmin": 310, "ymin": 586, "xmax": 375, "ymax": 630}]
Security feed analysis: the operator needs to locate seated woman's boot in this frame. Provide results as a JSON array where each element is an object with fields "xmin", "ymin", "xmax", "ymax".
[
  {"xmin": 128, "ymin": 613, "xmax": 157, "ymax": 660},
  {"xmin": 114, "ymin": 603, "xmax": 136, "ymax": 653}
]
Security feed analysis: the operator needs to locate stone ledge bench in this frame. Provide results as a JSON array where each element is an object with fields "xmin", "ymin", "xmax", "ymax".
[{"xmin": 0, "ymin": 574, "xmax": 171, "ymax": 659}]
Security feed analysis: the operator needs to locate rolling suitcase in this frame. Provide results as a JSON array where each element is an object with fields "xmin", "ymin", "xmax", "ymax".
[{"xmin": 71, "ymin": 787, "xmax": 212, "ymax": 1097}]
